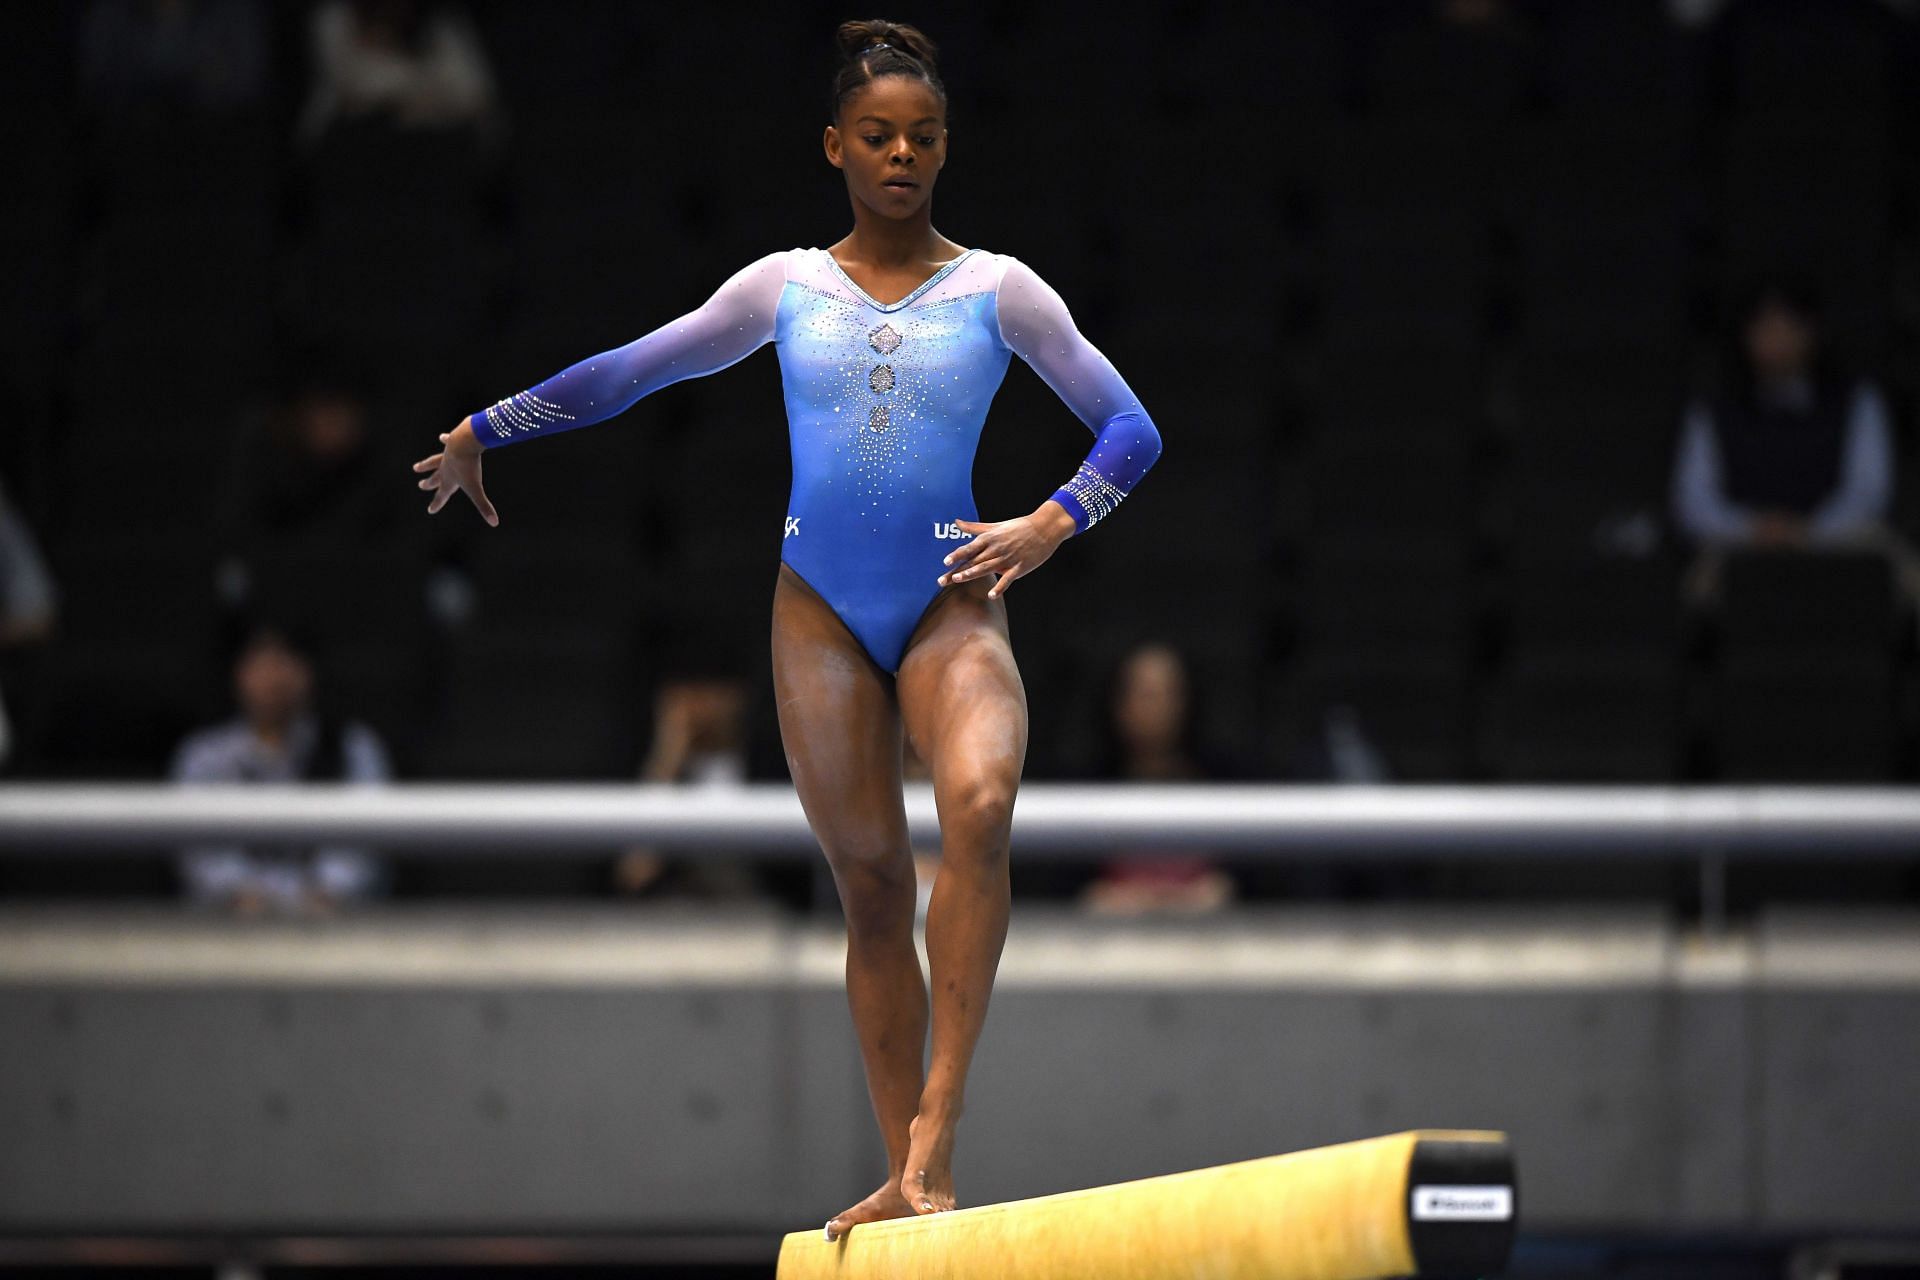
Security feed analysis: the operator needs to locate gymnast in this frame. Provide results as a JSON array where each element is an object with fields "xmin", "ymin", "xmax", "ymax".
[{"xmin": 410, "ymin": 17, "xmax": 1161, "ymax": 1241}]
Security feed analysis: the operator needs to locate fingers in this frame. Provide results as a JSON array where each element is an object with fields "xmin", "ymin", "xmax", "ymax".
[
  {"xmin": 987, "ymin": 564, "xmax": 1028, "ymax": 599},
  {"xmin": 944, "ymin": 550, "xmax": 1012, "ymax": 586},
  {"xmin": 427, "ymin": 482, "xmax": 453, "ymax": 514},
  {"xmin": 468, "ymin": 477, "xmax": 500, "ymax": 527},
  {"xmin": 412, "ymin": 452, "xmax": 443, "ymax": 471},
  {"xmin": 941, "ymin": 539, "xmax": 985, "ymax": 571}
]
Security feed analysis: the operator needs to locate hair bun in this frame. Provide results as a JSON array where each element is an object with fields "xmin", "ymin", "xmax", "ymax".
[
  {"xmin": 834, "ymin": 18, "xmax": 939, "ymax": 71},
  {"xmin": 828, "ymin": 19, "xmax": 946, "ymax": 121}
]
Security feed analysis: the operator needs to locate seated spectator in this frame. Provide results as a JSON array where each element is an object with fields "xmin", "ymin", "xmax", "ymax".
[
  {"xmin": 79, "ymin": 0, "xmax": 269, "ymax": 116},
  {"xmin": 613, "ymin": 665, "xmax": 765, "ymax": 902},
  {"xmin": 297, "ymin": 0, "xmax": 499, "ymax": 143},
  {"xmin": 1671, "ymin": 275, "xmax": 1919, "ymax": 603},
  {"xmin": 0, "ymin": 475, "xmax": 58, "ymax": 772},
  {"xmin": 1076, "ymin": 642, "xmax": 1244, "ymax": 918},
  {"xmin": 172, "ymin": 619, "xmax": 392, "ymax": 916}
]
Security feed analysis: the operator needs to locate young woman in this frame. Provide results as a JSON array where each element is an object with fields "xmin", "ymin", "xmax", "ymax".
[{"xmin": 410, "ymin": 18, "xmax": 1162, "ymax": 1239}]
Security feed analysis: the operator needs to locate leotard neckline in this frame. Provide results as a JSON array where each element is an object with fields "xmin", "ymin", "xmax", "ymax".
[{"xmin": 819, "ymin": 246, "xmax": 980, "ymax": 312}]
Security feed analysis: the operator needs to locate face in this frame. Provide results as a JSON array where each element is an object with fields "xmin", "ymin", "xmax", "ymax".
[
  {"xmin": 825, "ymin": 75, "xmax": 947, "ymax": 218},
  {"xmin": 1745, "ymin": 297, "xmax": 1815, "ymax": 379},
  {"xmin": 235, "ymin": 636, "xmax": 313, "ymax": 728},
  {"xmin": 1114, "ymin": 645, "xmax": 1189, "ymax": 748}
]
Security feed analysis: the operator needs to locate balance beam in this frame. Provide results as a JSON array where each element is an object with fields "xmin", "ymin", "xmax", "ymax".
[{"xmin": 777, "ymin": 1128, "xmax": 1515, "ymax": 1280}]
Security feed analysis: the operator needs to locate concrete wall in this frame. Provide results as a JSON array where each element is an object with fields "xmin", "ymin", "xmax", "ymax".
[{"xmin": 0, "ymin": 903, "xmax": 1914, "ymax": 1235}]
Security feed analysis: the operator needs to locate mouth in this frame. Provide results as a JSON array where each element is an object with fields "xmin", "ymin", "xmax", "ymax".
[{"xmin": 882, "ymin": 176, "xmax": 919, "ymax": 191}]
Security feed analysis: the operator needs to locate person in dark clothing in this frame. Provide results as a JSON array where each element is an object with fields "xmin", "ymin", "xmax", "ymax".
[
  {"xmin": 171, "ymin": 619, "xmax": 392, "ymax": 915},
  {"xmin": 1670, "ymin": 275, "xmax": 1916, "ymax": 603}
]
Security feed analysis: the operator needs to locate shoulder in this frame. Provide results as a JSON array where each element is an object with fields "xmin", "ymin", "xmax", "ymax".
[
  {"xmin": 972, "ymin": 248, "xmax": 1032, "ymax": 287},
  {"xmin": 740, "ymin": 247, "xmax": 800, "ymax": 277},
  {"xmin": 708, "ymin": 250, "xmax": 798, "ymax": 311},
  {"xmin": 172, "ymin": 720, "xmax": 248, "ymax": 778}
]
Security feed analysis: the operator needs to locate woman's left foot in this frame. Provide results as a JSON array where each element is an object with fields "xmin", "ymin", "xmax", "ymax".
[{"xmin": 901, "ymin": 1110, "xmax": 960, "ymax": 1215}]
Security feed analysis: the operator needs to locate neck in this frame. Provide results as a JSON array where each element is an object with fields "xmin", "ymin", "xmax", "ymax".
[
  {"xmin": 843, "ymin": 201, "xmax": 945, "ymax": 267},
  {"xmin": 249, "ymin": 711, "xmax": 300, "ymax": 749}
]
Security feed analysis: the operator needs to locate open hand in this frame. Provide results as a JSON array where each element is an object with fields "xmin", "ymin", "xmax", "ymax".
[
  {"xmin": 412, "ymin": 418, "xmax": 499, "ymax": 526},
  {"xmin": 935, "ymin": 501, "xmax": 1077, "ymax": 599}
]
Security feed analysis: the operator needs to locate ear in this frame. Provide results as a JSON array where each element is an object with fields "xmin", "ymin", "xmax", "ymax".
[{"xmin": 822, "ymin": 123, "xmax": 843, "ymax": 169}]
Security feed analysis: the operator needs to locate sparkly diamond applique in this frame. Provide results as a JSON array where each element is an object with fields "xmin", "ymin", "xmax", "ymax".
[
  {"xmin": 869, "ymin": 364, "xmax": 895, "ymax": 394},
  {"xmin": 869, "ymin": 404, "xmax": 890, "ymax": 431},
  {"xmin": 869, "ymin": 323, "xmax": 902, "ymax": 355}
]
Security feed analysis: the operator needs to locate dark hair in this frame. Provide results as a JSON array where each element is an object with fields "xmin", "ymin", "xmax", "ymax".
[
  {"xmin": 227, "ymin": 614, "xmax": 321, "ymax": 671},
  {"xmin": 829, "ymin": 19, "xmax": 946, "ymax": 123},
  {"xmin": 1718, "ymin": 272, "xmax": 1846, "ymax": 411},
  {"xmin": 1086, "ymin": 640, "xmax": 1215, "ymax": 780}
]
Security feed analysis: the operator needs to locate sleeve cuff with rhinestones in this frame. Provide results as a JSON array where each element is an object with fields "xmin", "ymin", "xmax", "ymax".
[{"xmin": 1048, "ymin": 489, "xmax": 1092, "ymax": 535}]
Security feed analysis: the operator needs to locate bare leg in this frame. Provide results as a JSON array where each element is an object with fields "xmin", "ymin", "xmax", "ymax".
[
  {"xmin": 893, "ymin": 574, "xmax": 1028, "ymax": 1215},
  {"xmin": 771, "ymin": 564, "xmax": 924, "ymax": 1240}
]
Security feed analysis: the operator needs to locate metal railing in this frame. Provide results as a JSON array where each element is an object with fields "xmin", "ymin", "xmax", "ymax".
[{"xmin": 2, "ymin": 782, "xmax": 1918, "ymax": 856}]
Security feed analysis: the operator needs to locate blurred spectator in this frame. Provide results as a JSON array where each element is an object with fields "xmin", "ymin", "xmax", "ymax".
[
  {"xmin": 297, "ymin": 0, "xmax": 499, "ymax": 143},
  {"xmin": 613, "ymin": 669, "xmax": 764, "ymax": 901},
  {"xmin": 79, "ymin": 0, "xmax": 268, "ymax": 116},
  {"xmin": 1077, "ymin": 642, "xmax": 1243, "ymax": 917},
  {"xmin": 217, "ymin": 366, "xmax": 397, "ymax": 604},
  {"xmin": 0, "ymin": 476, "xmax": 58, "ymax": 772},
  {"xmin": 172, "ymin": 619, "xmax": 392, "ymax": 916},
  {"xmin": 1671, "ymin": 276, "xmax": 1920, "ymax": 604}
]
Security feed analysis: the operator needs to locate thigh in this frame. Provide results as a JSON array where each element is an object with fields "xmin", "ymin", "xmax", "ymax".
[
  {"xmin": 894, "ymin": 578, "xmax": 1029, "ymax": 804},
  {"xmin": 771, "ymin": 564, "xmax": 910, "ymax": 861}
]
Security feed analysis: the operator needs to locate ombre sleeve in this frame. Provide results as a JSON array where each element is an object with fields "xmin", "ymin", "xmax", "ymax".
[
  {"xmin": 470, "ymin": 250, "xmax": 787, "ymax": 447},
  {"xmin": 993, "ymin": 255, "xmax": 1162, "ymax": 534}
]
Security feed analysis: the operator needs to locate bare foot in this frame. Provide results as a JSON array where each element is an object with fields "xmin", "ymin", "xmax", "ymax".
[
  {"xmin": 900, "ymin": 1111, "xmax": 959, "ymax": 1216},
  {"xmin": 824, "ymin": 1180, "xmax": 915, "ymax": 1241}
]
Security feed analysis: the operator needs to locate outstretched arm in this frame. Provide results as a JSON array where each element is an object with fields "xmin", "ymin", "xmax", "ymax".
[
  {"xmin": 473, "ymin": 250, "xmax": 786, "ymax": 446},
  {"xmin": 936, "ymin": 255, "xmax": 1163, "ymax": 597},
  {"xmin": 412, "ymin": 251, "xmax": 787, "ymax": 524}
]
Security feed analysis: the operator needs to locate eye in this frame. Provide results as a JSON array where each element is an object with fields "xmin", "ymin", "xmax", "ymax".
[
  {"xmin": 862, "ymin": 135, "xmax": 883, "ymax": 145},
  {"xmin": 916, "ymin": 136, "xmax": 936, "ymax": 145}
]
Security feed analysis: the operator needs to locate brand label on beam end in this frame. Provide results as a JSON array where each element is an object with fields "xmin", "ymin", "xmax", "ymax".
[{"xmin": 1410, "ymin": 1185, "xmax": 1513, "ymax": 1221}]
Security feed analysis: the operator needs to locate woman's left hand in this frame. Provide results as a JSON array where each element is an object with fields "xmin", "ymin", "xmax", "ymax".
[{"xmin": 936, "ymin": 501, "xmax": 1077, "ymax": 599}]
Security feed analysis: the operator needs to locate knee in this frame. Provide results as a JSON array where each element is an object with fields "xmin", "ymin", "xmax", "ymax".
[
  {"xmin": 824, "ymin": 843, "xmax": 917, "ymax": 939},
  {"xmin": 942, "ymin": 774, "xmax": 1016, "ymax": 850}
]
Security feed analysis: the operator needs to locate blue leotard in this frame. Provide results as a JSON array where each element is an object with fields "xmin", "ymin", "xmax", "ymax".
[{"xmin": 470, "ymin": 246, "xmax": 1161, "ymax": 673}]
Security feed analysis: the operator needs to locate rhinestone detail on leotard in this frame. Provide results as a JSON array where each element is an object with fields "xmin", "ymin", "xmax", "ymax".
[
  {"xmin": 483, "ymin": 390, "xmax": 576, "ymax": 439},
  {"xmin": 1059, "ymin": 460, "xmax": 1127, "ymax": 526}
]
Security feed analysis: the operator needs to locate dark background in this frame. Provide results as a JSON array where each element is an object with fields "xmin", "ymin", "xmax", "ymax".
[{"xmin": 3, "ymin": 0, "xmax": 1919, "ymax": 901}]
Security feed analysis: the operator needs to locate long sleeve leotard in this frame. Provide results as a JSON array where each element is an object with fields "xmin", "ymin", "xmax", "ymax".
[{"xmin": 469, "ymin": 246, "xmax": 1161, "ymax": 672}]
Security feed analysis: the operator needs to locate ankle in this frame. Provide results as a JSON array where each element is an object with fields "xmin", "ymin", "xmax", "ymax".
[{"xmin": 915, "ymin": 1093, "xmax": 964, "ymax": 1125}]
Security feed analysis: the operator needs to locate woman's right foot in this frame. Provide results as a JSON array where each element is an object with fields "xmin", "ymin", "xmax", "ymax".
[{"xmin": 824, "ymin": 1181, "xmax": 917, "ymax": 1241}]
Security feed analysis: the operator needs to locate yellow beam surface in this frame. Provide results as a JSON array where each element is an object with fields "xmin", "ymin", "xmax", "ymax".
[{"xmin": 777, "ymin": 1128, "xmax": 1511, "ymax": 1280}]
